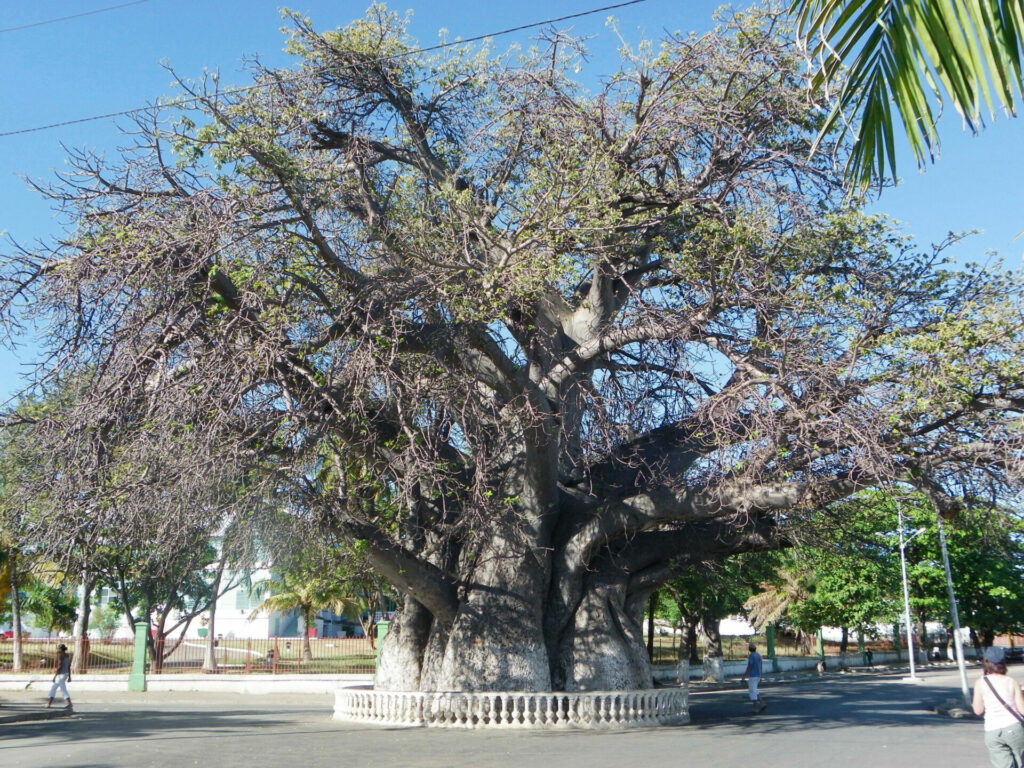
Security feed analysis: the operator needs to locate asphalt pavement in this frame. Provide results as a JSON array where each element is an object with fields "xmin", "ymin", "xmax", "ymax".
[{"xmin": 0, "ymin": 669, "xmax": 987, "ymax": 768}]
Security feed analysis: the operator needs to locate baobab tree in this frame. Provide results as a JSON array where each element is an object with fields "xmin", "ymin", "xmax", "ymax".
[{"xmin": 2, "ymin": 6, "xmax": 1021, "ymax": 693}]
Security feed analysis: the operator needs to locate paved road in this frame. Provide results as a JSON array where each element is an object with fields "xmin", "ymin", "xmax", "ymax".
[{"xmin": 0, "ymin": 669, "xmax": 986, "ymax": 768}]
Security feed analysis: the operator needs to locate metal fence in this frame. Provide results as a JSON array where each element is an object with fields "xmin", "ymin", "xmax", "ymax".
[
  {"xmin": 649, "ymin": 632, "xmax": 900, "ymax": 664},
  {"xmin": 0, "ymin": 636, "xmax": 376, "ymax": 675}
]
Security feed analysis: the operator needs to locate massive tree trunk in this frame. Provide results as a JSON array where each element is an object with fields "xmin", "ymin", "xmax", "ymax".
[
  {"xmin": 646, "ymin": 592, "xmax": 658, "ymax": 661},
  {"xmin": 373, "ymin": 507, "xmax": 777, "ymax": 692},
  {"xmin": 697, "ymin": 610, "xmax": 724, "ymax": 659},
  {"xmin": 680, "ymin": 620, "xmax": 700, "ymax": 666},
  {"xmin": 377, "ymin": 574, "xmax": 648, "ymax": 691},
  {"xmin": 377, "ymin": 528, "xmax": 554, "ymax": 691}
]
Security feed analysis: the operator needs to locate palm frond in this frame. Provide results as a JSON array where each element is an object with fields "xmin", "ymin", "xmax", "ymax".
[{"xmin": 795, "ymin": 0, "xmax": 1024, "ymax": 188}]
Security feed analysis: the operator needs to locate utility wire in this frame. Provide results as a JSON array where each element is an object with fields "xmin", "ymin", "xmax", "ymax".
[
  {"xmin": 0, "ymin": 0, "xmax": 648, "ymax": 138},
  {"xmin": 0, "ymin": 0, "xmax": 149, "ymax": 34}
]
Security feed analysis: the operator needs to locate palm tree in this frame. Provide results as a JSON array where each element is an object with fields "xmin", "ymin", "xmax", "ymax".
[
  {"xmin": 249, "ymin": 571, "xmax": 361, "ymax": 662},
  {"xmin": 744, "ymin": 566, "xmax": 819, "ymax": 654},
  {"xmin": 794, "ymin": 0, "xmax": 1024, "ymax": 187}
]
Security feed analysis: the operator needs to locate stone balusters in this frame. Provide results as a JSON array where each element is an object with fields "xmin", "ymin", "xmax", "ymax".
[{"xmin": 333, "ymin": 687, "xmax": 689, "ymax": 729}]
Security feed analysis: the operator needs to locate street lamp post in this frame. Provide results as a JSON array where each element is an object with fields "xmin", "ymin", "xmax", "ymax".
[
  {"xmin": 896, "ymin": 501, "xmax": 926, "ymax": 681},
  {"xmin": 935, "ymin": 510, "xmax": 971, "ymax": 706}
]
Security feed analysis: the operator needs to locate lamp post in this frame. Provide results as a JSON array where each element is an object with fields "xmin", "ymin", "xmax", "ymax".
[
  {"xmin": 934, "ymin": 508, "xmax": 971, "ymax": 706},
  {"xmin": 895, "ymin": 501, "xmax": 926, "ymax": 681}
]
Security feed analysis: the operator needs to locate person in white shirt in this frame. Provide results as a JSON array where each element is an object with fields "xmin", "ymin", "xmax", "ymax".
[{"xmin": 973, "ymin": 646, "xmax": 1024, "ymax": 768}]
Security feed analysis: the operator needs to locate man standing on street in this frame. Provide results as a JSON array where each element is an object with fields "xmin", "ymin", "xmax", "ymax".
[{"xmin": 741, "ymin": 642, "xmax": 765, "ymax": 713}]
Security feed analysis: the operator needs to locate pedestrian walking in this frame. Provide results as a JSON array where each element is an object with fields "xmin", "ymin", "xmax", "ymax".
[
  {"xmin": 46, "ymin": 643, "xmax": 73, "ymax": 709},
  {"xmin": 740, "ymin": 642, "xmax": 765, "ymax": 713},
  {"xmin": 972, "ymin": 646, "xmax": 1024, "ymax": 768}
]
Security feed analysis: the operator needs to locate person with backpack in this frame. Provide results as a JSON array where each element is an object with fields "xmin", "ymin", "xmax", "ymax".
[{"xmin": 973, "ymin": 646, "xmax": 1024, "ymax": 768}]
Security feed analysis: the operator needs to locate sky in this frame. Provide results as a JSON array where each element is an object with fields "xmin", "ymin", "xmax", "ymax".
[{"xmin": 2, "ymin": 0, "xmax": 1023, "ymax": 405}]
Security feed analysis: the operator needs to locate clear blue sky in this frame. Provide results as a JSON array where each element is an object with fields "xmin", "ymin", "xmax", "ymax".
[{"xmin": 2, "ymin": 0, "xmax": 1023, "ymax": 404}]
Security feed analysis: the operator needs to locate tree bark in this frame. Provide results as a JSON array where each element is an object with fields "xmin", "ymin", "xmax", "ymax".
[
  {"xmin": 71, "ymin": 572, "xmax": 93, "ymax": 675},
  {"xmin": 646, "ymin": 591, "xmax": 657, "ymax": 662},
  {"xmin": 697, "ymin": 610, "xmax": 723, "ymax": 657},
  {"xmin": 300, "ymin": 609, "xmax": 314, "ymax": 662},
  {"xmin": 9, "ymin": 553, "xmax": 23, "ymax": 673},
  {"xmin": 148, "ymin": 613, "xmax": 166, "ymax": 674},
  {"xmin": 684, "ymin": 621, "xmax": 700, "ymax": 665},
  {"xmin": 202, "ymin": 567, "xmax": 223, "ymax": 673},
  {"xmin": 916, "ymin": 610, "xmax": 930, "ymax": 651},
  {"xmin": 374, "ymin": 506, "xmax": 785, "ymax": 692}
]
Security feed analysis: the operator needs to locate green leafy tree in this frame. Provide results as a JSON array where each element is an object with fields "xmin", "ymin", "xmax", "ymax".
[
  {"xmin": 664, "ymin": 553, "xmax": 779, "ymax": 663},
  {"xmin": 893, "ymin": 499, "xmax": 1024, "ymax": 649},
  {"xmin": 21, "ymin": 582, "xmax": 77, "ymax": 636},
  {"xmin": 750, "ymin": 493, "xmax": 1024, "ymax": 654},
  {"xmin": 99, "ymin": 536, "xmax": 221, "ymax": 673},
  {"xmin": 790, "ymin": 551, "xmax": 894, "ymax": 654},
  {"xmin": 90, "ymin": 601, "xmax": 122, "ymax": 641}
]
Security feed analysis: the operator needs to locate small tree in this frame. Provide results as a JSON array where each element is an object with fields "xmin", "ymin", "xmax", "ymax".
[
  {"xmin": 250, "ymin": 567, "xmax": 362, "ymax": 662},
  {"xmin": 90, "ymin": 602, "xmax": 122, "ymax": 641},
  {"xmin": 21, "ymin": 582, "xmax": 77, "ymax": 637}
]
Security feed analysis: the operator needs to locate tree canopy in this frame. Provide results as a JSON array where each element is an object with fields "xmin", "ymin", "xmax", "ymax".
[{"xmin": 1, "ymin": 5, "xmax": 1022, "ymax": 693}]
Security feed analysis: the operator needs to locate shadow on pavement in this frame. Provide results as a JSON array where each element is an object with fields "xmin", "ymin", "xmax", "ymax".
[
  {"xmin": 687, "ymin": 676, "xmax": 974, "ymax": 734},
  {"xmin": 0, "ymin": 705, "xmax": 332, "ymax": 746}
]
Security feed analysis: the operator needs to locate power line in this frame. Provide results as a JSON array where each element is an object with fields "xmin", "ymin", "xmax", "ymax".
[
  {"xmin": 0, "ymin": 0, "xmax": 149, "ymax": 34},
  {"xmin": 0, "ymin": 0, "xmax": 648, "ymax": 139}
]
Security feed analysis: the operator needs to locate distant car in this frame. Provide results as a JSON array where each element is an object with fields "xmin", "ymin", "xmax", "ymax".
[{"xmin": 1005, "ymin": 647, "xmax": 1024, "ymax": 664}]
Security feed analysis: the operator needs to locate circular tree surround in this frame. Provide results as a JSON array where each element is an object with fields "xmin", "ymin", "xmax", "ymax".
[{"xmin": 333, "ymin": 687, "xmax": 688, "ymax": 729}]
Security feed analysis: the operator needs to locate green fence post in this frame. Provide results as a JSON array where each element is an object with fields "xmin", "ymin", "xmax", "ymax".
[
  {"xmin": 373, "ymin": 621, "xmax": 389, "ymax": 686},
  {"xmin": 766, "ymin": 625, "xmax": 779, "ymax": 673},
  {"xmin": 816, "ymin": 628, "xmax": 825, "ymax": 659},
  {"xmin": 128, "ymin": 621, "xmax": 149, "ymax": 692}
]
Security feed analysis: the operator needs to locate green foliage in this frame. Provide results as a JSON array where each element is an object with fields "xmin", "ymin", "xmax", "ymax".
[
  {"xmin": 90, "ymin": 602, "xmax": 123, "ymax": 641},
  {"xmin": 249, "ymin": 541, "xmax": 387, "ymax": 658},
  {"xmin": 744, "ymin": 491, "xmax": 1024, "ymax": 638},
  {"xmin": 21, "ymin": 582, "xmax": 77, "ymax": 635},
  {"xmin": 667, "ymin": 553, "xmax": 781, "ymax": 626}
]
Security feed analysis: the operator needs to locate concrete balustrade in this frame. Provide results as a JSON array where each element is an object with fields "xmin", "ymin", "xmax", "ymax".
[{"xmin": 333, "ymin": 686, "xmax": 689, "ymax": 728}]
